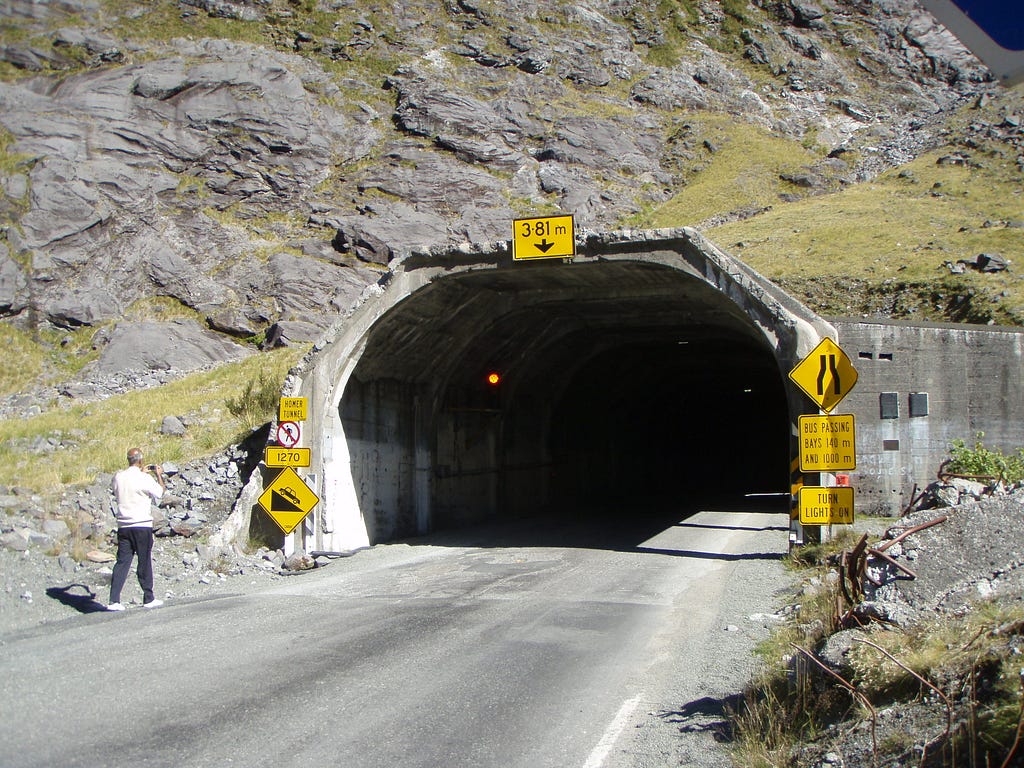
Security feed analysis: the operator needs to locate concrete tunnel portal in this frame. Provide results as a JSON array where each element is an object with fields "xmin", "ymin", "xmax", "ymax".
[{"xmin": 258, "ymin": 228, "xmax": 835, "ymax": 552}]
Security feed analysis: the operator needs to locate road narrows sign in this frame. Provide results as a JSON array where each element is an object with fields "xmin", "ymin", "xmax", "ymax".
[
  {"xmin": 512, "ymin": 215, "xmax": 575, "ymax": 260},
  {"xmin": 788, "ymin": 337, "xmax": 858, "ymax": 413},
  {"xmin": 258, "ymin": 466, "xmax": 319, "ymax": 535}
]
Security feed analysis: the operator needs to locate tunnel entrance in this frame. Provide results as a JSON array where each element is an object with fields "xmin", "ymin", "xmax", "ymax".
[{"xmin": 272, "ymin": 228, "xmax": 833, "ymax": 552}]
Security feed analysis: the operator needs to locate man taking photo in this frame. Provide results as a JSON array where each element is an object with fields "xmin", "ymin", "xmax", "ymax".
[{"xmin": 107, "ymin": 447, "xmax": 165, "ymax": 611}]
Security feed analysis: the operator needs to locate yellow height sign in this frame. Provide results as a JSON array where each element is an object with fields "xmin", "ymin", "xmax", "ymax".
[
  {"xmin": 512, "ymin": 215, "xmax": 575, "ymax": 260},
  {"xmin": 799, "ymin": 486, "xmax": 854, "ymax": 526},
  {"xmin": 798, "ymin": 414, "xmax": 856, "ymax": 472}
]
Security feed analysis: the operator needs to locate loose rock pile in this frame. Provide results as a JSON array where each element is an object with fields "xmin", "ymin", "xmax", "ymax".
[
  {"xmin": 0, "ymin": 424, "xmax": 329, "ymax": 635},
  {"xmin": 785, "ymin": 478, "xmax": 1024, "ymax": 768}
]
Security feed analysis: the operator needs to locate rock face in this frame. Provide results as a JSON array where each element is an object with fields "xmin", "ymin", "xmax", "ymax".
[
  {"xmin": 91, "ymin": 319, "xmax": 252, "ymax": 374},
  {"xmin": 0, "ymin": 0, "xmax": 1006, "ymax": 374}
]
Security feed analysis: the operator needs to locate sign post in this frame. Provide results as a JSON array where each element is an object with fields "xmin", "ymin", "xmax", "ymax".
[
  {"xmin": 268, "ymin": 396, "xmax": 312, "ymax": 544},
  {"xmin": 789, "ymin": 337, "xmax": 859, "ymax": 536}
]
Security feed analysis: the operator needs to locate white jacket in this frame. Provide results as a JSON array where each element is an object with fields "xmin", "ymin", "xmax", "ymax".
[{"xmin": 110, "ymin": 465, "xmax": 164, "ymax": 528}]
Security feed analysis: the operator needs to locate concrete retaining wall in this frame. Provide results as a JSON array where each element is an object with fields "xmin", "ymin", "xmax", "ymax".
[{"xmin": 833, "ymin": 319, "xmax": 1024, "ymax": 515}]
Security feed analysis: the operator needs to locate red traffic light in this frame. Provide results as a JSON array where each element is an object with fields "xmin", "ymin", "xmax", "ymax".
[{"xmin": 486, "ymin": 371, "xmax": 501, "ymax": 386}]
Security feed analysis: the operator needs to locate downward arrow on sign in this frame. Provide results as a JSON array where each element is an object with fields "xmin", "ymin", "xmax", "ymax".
[{"xmin": 534, "ymin": 239, "xmax": 554, "ymax": 253}]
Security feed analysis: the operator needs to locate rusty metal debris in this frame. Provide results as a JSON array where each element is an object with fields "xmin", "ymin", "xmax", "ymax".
[
  {"xmin": 835, "ymin": 516, "xmax": 949, "ymax": 626},
  {"xmin": 877, "ymin": 515, "xmax": 949, "ymax": 552},
  {"xmin": 937, "ymin": 458, "xmax": 997, "ymax": 484},
  {"xmin": 791, "ymin": 642, "xmax": 878, "ymax": 766}
]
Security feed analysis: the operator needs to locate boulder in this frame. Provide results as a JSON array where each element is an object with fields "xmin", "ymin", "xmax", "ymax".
[
  {"xmin": 283, "ymin": 552, "xmax": 316, "ymax": 571},
  {"xmin": 41, "ymin": 519, "xmax": 71, "ymax": 539},
  {"xmin": 958, "ymin": 253, "xmax": 1009, "ymax": 273},
  {"xmin": 160, "ymin": 416, "xmax": 187, "ymax": 436},
  {"xmin": 0, "ymin": 529, "xmax": 30, "ymax": 551},
  {"xmin": 89, "ymin": 319, "xmax": 252, "ymax": 376},
  {"xmin": 817, "ymin": 627, "xmax": 864, "ymax": 676}
]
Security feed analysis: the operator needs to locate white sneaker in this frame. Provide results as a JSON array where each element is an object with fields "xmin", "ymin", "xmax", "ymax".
[
  {"xmin": 106, "ymin": 602, "xmax": 125, "ymax": 612},
  {"xmin": 143, "ymin": 599, "xmax": 164, "ymax": 609}
]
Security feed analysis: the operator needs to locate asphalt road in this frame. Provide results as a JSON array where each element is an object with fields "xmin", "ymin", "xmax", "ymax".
[{"xmin": 0, "ymin": 504, "xmax": 791, "ymax": 768}]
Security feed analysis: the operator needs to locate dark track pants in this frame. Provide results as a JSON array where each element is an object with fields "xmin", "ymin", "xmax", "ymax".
[{"xmin": 109, "ymin": 526, "xmax": 155, "ymax": 604}]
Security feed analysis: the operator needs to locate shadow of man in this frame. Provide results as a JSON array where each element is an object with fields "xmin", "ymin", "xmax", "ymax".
[
  {"xmin": 45, "ymin": 584, "xmax": 108, "ymax": 614},
  {"xmin": 661, "ymin": 694, "xmax": 747, "ymax": 742}
]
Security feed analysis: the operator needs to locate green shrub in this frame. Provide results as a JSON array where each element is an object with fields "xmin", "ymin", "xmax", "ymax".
[
  {"xmin": 224, "ymin": 370, "xmax": 283, "ymax": 430},
  {"xmin": 945, "ymin": 433, "xmax": 1024, "ymax": 483}
]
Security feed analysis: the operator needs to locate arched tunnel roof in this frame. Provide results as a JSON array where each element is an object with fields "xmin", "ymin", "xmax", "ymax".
[
  {"xmin": 343, "ymin": 228, "xmax": 832, "ymax": 390},
  {"xmin": 351, "ymin": 260, "xmax": 771, "ymax": 386},
  {"xmin": 229, "ymin": 227, "xmax": 836, "ymax": 551}
]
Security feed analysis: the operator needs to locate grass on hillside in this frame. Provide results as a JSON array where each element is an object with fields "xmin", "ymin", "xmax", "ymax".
[
  {"xmin": 0, "ymin": 324, "xmax": 103, "ymax": 395},
  {"xmin": 642, "ymin": 95, "xmax": 1024, "ymax": 325},
  {"xmin": 638, "ymin": 114, "xmax": 821, "ymax": 227},
  {"xmin": 707, "ymin": 151, "xmax": 1022, "ymax": 281},
  {"xmin": 707, "ymin": 149, "xmax": 1024, "ymax": 324},
  {"xmin": 0, "ymin": 346, "xmax": 306, "ymax": 494}
]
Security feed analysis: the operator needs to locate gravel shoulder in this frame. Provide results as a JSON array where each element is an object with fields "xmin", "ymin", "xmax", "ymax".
[
  {"xmin": 604, "ymin": 509, "xmax": 796, "ymax": 768},
  {"xmin": 0, "ymin": 529, "xmax": 291, "ymax": 637}
]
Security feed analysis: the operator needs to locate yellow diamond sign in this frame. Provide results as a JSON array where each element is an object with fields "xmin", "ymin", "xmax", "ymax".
[
  {"xmin": 258, "ymin": 466, "xmax": 319, "ymax": 535},
  {"xmin": 789, "ymin": 337, "xmax": 858, "ymax": 413}
]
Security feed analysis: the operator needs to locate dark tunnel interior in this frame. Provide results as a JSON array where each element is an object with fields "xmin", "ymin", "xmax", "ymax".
[
  {"xmin": 547, "ymin": 338, "xmax": 790, "ymax": 514},
  {"xmin": 429, "ymin": 321, "xmax": 792, "ymax": 536}
]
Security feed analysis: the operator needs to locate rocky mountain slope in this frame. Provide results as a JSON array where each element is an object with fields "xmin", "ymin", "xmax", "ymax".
[
  {"xmin": 2, "ymin": 6, "xmax": 1022, "ymax": 765},
  {"xmin": 0, "ymin": 0, "xmax": 1017, "ymax": 386}
]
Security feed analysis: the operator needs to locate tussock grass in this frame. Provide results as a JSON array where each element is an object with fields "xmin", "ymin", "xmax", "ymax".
[
  {"xmin": 645, "ymin": 115, "xmax": 819, "ymax": 227},
  {"xmin": 124, "ymin": 296, "xmax": 205, "ymax": 323},
  {"xmin": 642, "ymin": 86, "xmax": 1024, "ymax": 324},
  {"xmin": 0, "ymin": 324, "xmax": 103, "ymax": 397},
  {"xmin": 0, "ymin": 346, "xmax": 306, "ymax": 494},
  {"xmin": 104, "ymin": 0, "xmax": 268, "ymax": 46},
  {"xmin": 0, "ymin": 324, "xmax": 46, "ymax": 397},
  {"xmin": 709, "ymin": 151, "xmax": 1023, "ymax": 283}
]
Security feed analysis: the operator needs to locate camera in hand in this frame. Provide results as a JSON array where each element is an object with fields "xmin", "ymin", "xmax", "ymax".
[{"xmin": 147, "ymin": 464, "xmax": 157, "ymax": 471}]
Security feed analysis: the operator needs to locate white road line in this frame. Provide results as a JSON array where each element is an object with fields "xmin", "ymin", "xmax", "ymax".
[{"xmin": 582, "ymin": 693, "xmax": 643, "ymax": 768}]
